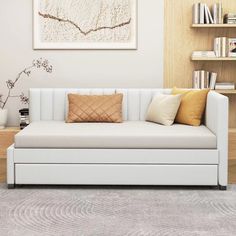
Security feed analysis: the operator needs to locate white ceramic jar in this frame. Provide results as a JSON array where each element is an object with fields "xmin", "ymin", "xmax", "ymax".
[{"xmin": 0, "ymin": 109, "xmax": 8, "ymax": 129}]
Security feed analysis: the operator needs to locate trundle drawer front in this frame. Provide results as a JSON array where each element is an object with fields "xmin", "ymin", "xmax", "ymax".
[
  {"xmin": 14, "ymin": 149, "xmax": 219, "ymax": 164},
  {"xmin": 15, "ymin": 164, "xmax": 218, "ymax": 186}
]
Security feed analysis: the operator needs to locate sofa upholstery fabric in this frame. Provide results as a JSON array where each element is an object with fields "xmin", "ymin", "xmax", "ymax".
[{"xmin": 15, "ymin": 121, "xmax": 216, "ymax": 149}]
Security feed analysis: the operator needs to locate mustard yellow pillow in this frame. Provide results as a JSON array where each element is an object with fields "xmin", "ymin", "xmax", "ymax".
[{"xmin": 172, "ymin": 88, "xmax": 209, "ymax": 126}]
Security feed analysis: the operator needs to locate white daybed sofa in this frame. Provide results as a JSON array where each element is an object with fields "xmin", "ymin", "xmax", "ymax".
[{"xmin": 7, "ymin": 88, "xmax": 228, "ymax": 190}]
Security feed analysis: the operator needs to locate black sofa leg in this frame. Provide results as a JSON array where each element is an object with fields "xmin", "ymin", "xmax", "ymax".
[
  {"xmin": 8, "ymin": 184, "xmax": 15, "ymax": 189},
  {"xmin": 219, "ymin": 185, "xmax": 227, "ymax": 191}
]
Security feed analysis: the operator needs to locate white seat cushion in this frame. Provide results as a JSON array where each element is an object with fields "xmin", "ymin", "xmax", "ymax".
[{"xmin": 15, "ymin": 121, "xmax": 216, "ymax": 149}]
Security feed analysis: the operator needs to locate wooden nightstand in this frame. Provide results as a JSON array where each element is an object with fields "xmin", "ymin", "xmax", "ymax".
[{"xmin": 0, "ymin": 127, "xmax": 20, "ymax": 158}]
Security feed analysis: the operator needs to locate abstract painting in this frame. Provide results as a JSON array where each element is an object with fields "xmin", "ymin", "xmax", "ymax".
[{"xmin": 33, "ymin": 0, "xmax": 137, "ymax": 49}]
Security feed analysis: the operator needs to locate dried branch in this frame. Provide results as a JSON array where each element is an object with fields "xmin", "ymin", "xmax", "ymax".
[
  {"xmin": 0, "ymin": 58, "xmax": 53, "ymax": 109},
  {"xmin": 38, "ymin": 12, "xmax": 131, "ymax": 36}
]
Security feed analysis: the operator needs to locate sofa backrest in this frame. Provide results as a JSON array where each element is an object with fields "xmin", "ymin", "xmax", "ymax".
[{"xmin": 29, "ymin": 88, "xmax": 172, "ymax": 122}]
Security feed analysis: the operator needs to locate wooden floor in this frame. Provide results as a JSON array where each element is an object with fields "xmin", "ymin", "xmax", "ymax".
[{"xmin": 0, "ymin": 157, "xmax": 236, "ymax": 184}]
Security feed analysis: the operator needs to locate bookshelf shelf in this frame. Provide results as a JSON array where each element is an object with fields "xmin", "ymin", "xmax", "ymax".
[
  {"xmin": 229, "ymin": 128, "xmax": 236, "ymax": 133},
  {"xmin": 191, "ymin": 57, "xmax": 236, "ymax": 61},
  {"xmin": 192, "ymin": 24, "xmax": 236, "ymax": 28},
  {"xmin": 215, "ymin": 90, "xmax": 236, "ymax": 94}
]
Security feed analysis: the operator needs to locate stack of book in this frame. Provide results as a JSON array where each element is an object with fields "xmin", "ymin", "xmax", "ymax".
[
  {"xmin": 224, "ymin": 14, "xmax": 236, "ymax": 24},
  {"xmin": 193, "ymin": 3, "xmax": 223, "ymax": 24},
  {"xmin": 215, "ymin": 82, "xmax": 235, "ymax": 90},
  {"xmin": 214, "ymin": 37, "xmax": 236, "ymax": 57},
  {"xmin": 192, "ymin": 70, "xmax": 217, "ymax": 89},
  {"xmin": 19, "ymin": 108, "xmax": 29, "ymax": 130},
  {"xmin": 192, "ymin": 51, "xmax": 216, "ymax": 58}
]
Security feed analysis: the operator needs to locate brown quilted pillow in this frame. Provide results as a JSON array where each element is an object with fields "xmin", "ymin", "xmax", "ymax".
[{"xmin": 66, "ymin": 93, "xmax": 123, "ymax": 123}]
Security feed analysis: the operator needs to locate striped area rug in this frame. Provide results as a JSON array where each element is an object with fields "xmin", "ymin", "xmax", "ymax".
[{"xmin": 0, "ymin": 184, "xmax": 236, "ymax": 236}]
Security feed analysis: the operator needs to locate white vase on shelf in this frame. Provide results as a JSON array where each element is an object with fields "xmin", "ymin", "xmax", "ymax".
[{"xmin": 0, "ymin": 109, "xmax": 8, "ymax": 129}]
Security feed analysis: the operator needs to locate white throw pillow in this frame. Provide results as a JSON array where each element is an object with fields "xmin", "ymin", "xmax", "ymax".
[{"xmin": 146, "ymin": 94, "xmax": 182, "ymax": 126}]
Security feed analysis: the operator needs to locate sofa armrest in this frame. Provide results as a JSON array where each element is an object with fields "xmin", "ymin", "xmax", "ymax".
[{"xmin": 205, "ymin": 91, "xmax": 229, "ymax": 187}]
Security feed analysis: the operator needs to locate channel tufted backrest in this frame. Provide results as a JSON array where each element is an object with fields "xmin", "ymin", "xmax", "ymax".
[{"xmin": 29, "ymin": 88, "xmax": 172, "ymax": 122}]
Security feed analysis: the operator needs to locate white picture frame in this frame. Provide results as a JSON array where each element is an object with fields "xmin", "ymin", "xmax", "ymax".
[
  {"xmin": 33, "ymin": 0, "xmax": 137, "ymax": 50},
  {"xmin": 228, "ymin": 38, "xmax": 236, "ymax": 57}
]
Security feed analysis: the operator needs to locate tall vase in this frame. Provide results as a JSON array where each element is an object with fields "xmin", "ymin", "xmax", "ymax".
[{"xmin": 0, "ymin": 109, "xmax": 8, "ymax": 129}]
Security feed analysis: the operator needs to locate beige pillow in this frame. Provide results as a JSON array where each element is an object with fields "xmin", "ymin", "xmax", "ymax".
[
  {"xmin": 66, "ymin": 93, "xmax": 123, "ymax": 123},
  {"xmin": 146, "ymin": 94, "xmax": 182, "ymax": 126}
]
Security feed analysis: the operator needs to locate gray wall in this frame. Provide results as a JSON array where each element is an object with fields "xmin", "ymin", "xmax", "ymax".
[{"xmin": 0, "ymin": 0, "xmax": 164, "ymax": 126}]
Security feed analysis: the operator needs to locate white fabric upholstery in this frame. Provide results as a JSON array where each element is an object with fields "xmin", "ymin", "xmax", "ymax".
[
  {"xmin": 15, "ymin": 121, "xmax": 216, "ymax": 149},
  {"xmin": 29, "ymin": 89, "xmax": 172, "ymax": 122},
  {"xmin": 8, "ymin": 89, "xmax": 229, "ymax": 188},
  {"xmin": 206, "ymin": 92, "xmax": 229, "ymax": 186}
]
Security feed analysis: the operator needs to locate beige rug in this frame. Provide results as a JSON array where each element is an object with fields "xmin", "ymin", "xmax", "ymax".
[{"xmin": 0, "ymin": 184, "xmax": 236, "ymax": 236}]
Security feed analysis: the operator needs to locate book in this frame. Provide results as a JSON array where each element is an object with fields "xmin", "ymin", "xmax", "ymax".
[
  {"xmin": 227, "ymin": 20, "xmax": 236, "ymax": 24},
  {"xmin": 206, "ymin": 5, "xmax": 214, "ymax": 24},
  {"xmin": 226, "ymin": 13, "xmax": 236, "ymax": 18},
  {"xmin": 193, "ymin": 3, "xmax": 199, "ymax": 24},
  {"xmin": 205, "ymin": 71, "xmax": 210, "ymax": 88},
  {"xmin": 218, "ymin": 3, "xmax": 223, "ymax": 24},
  {"xmin": 193, "ymin": 71, "xmax": 200, "ymax": 89},
  {"xmin": 214, "ymin": 38, "xmax": 221, "ymax": 57},
  {"xmin": 221, "ymin": 37, "xmax": 227, "ymax": 57},
  {"xmin": 212, "ymin": 3, "xmax": 223, "ymax": 24},
  {"xmin": 204, "ymin": 4, "xmax": 210, "ymax": 24},
  {"xmin": 215, "ymin": 82, "xmax": 235, "ymax": 90},
  {"xmin": 200, "ymin": 70, "xmax": 205, "ymax": 89},
  {"xmin": 209, "ymin": 73, "xmax": 217, "ymax": 89},
  {"xmin": 200, "ymin": 3, "xmax": 205, "ymax": 24},
  {"xmin": 192, "ymin": 51, "xmax": 216, "ymax": 58},
  {"xmin": 213, "ymin": 3, "xmax": 218, "ymax": 24}
]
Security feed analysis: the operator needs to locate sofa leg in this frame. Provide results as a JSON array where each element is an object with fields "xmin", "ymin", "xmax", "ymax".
[
  {"xmin": 219, "ymin": 185, "xmax": 227, "ymax": 191},
  {"xmin": 7, "ymin": 184, "xmax": 15, "ymax": 189}
]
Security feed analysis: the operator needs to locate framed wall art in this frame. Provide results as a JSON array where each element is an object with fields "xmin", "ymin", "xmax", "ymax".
[{"xmin": 33, "ymin": 0, "xmax": 137, "ymax": 49}]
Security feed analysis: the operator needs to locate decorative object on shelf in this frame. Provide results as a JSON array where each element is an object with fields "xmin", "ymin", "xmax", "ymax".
[
  {"xmin": 224, "ymin": 13, "xmax": 236, "ymax": 24},
  {"xmin": 228, "ymin": 38, "xmax": 236, "ymax": 57},
  {"xmin": 19, "ymin": 108, "xmax": 29, "ymax": 130},
  {"xmin": 0, "ymin": 58, "xmax": 53, "ymax": 127},
  {"xmin": 33, "ymin": 0, "xmax": 137, "ymax": 49},
  {"xmin": 0, "ymin": 109, "xmax": 8, "ymax": 129}
]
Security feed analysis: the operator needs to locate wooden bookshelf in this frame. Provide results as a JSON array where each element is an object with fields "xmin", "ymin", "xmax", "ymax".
[
  {"xmin": 165, "ymin": 0, "xmax": 236, "ymax": 160},
  {"xmin": 191, "ymin": 57, "xmax": 236, "ymax": 61},
  {"xmin": 192, "ymin": 24, "xmax": 236, "ymax": 28}
]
